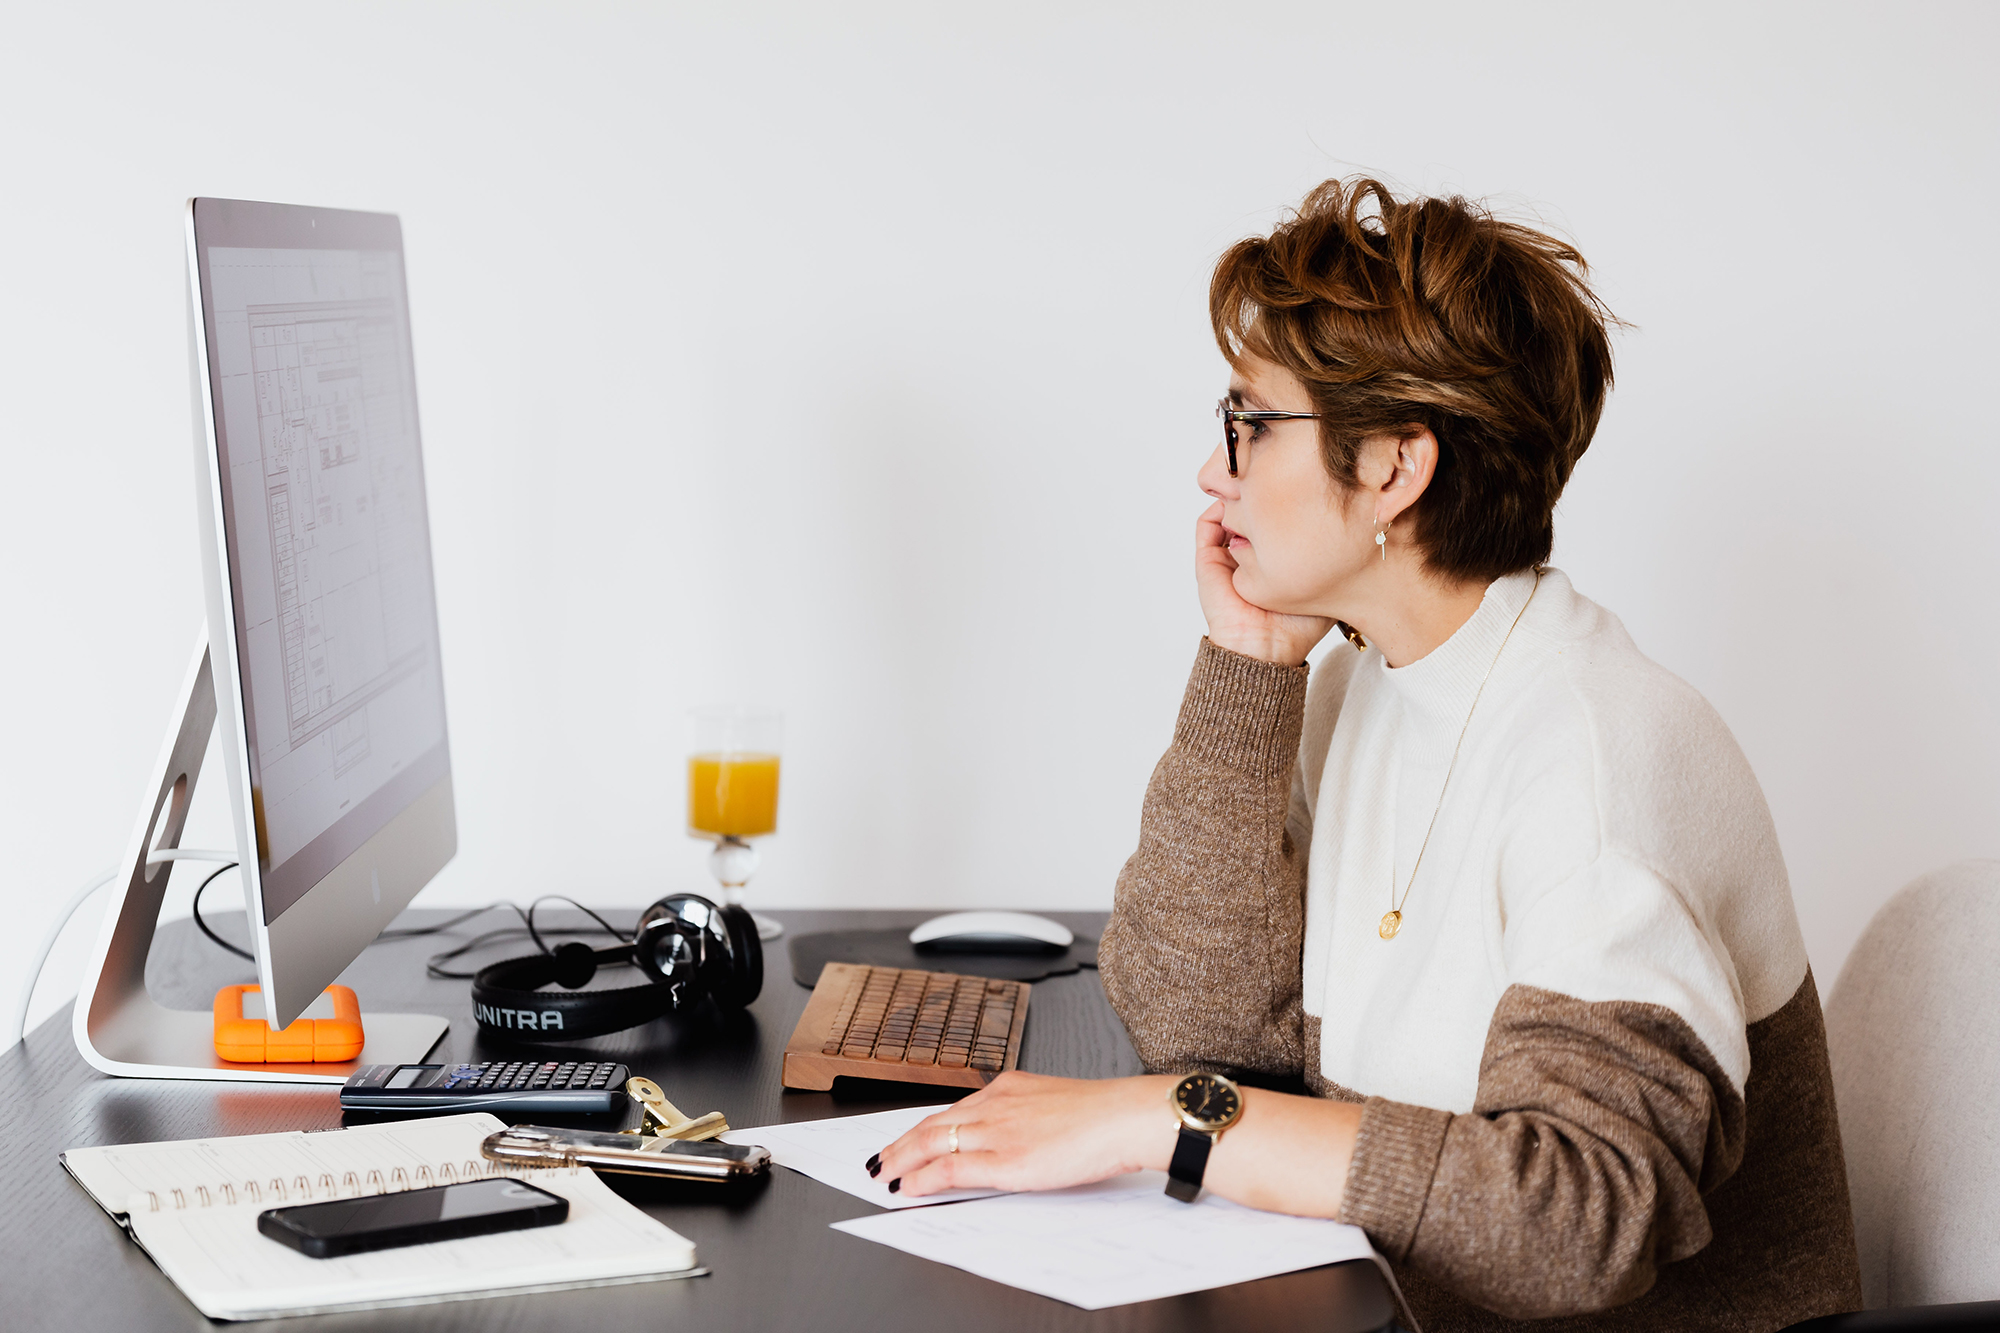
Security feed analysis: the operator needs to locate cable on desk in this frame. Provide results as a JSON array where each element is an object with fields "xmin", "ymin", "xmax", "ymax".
[
  {"xmin": 17, "ymin": 852, "xmax": 244, "ymax": 1047},
  {"xmin": 418, "ymin": 897, "xmax": 632, "ymax": 979},
  {"xmin": 11, "ymin": 866, "xmax": 116, "ymax": 1049},
  {"xmin": 187, "ymin": 884, "xmax": 633, "ymax": 980},
  {"xmin": 13, "ymin": 863, "xmax": 630, "ymax": 1049},
  {"xmin": 189, "ymin": 873, "xmax": 545, "ymax": 963},
  {"xmin": 190, "ymin": 862, "xmax": 251, "ymax": 960}
]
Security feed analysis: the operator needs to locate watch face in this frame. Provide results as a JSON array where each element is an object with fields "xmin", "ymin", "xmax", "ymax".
[{"xmin": 1174, "ymin": 1074, "xmax": 1242, "ymax": 1129}]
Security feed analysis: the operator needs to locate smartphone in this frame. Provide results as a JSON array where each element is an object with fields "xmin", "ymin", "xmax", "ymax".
[
  {"xmin": 483, "ymin": 1125, "xmax": 771, "ymax": 1181},
  {"xmin": 257, "ymin": 1177, "xmax": 569, "ymax": 1258}
]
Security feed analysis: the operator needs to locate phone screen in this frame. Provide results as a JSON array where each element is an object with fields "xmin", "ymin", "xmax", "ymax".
[{"xmin": 274, "ymin": 1178, "xmax": 560, "ymax": 1240}]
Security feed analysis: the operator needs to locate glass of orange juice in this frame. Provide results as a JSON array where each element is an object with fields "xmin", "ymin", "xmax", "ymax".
[{"xmin": 688, "ymin": 706, "xmax": 784, "ymax": 940}]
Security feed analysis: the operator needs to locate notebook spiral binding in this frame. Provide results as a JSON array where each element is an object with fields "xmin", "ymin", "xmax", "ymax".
[{"xmin": 143, "ymin": 1158, "xmax": 580, "ymax": 1212}]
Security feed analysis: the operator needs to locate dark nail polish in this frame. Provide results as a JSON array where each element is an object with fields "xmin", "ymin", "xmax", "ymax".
[
  {"xmin": 865, "ymin": 1153, "xmax": 880, "ymax": 1174},
  {"xmin": 888, "ymin": 1178, "xmax": 901, "ymax": 1194}
]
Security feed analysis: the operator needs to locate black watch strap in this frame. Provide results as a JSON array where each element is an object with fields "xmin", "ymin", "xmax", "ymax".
[{"xmin": 1165, "ymin": 1124, "xmax": 1214, "ymax": 1203}]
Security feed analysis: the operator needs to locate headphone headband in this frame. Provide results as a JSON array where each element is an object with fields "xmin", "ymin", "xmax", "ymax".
[
  {"xmin": 464, "ymin": 893, "xmax": 762, "ymax": 1044},
  {"xmin": 470, "ymin": 944, "xmax": 675, "ymax": 1041}
]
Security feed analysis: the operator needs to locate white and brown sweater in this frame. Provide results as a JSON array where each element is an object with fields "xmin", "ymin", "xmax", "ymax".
[{"xmin": 1100, "ymin": 567, "xmax": 1862, "ymax": 1331}]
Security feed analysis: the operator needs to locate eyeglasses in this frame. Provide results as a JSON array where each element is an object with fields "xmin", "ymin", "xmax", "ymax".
[{"xmin": 1216, "ymin": 398, "xmax": 1324, "ymax": 477}]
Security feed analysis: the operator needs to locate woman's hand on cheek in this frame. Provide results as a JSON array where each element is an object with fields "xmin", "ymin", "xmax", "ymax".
[
  {"xmin": 872, "ymin": 1073, "xmax": 1177, "ymax": 1198},
  {"xmin": 1196, "ymin": 503, "xmax": 1334, "ymax": 666}
]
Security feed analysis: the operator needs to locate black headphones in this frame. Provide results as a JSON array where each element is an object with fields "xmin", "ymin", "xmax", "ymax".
[{"xmin": 470, "ymin": 893, "xmax": 762, "ymax": 1042}]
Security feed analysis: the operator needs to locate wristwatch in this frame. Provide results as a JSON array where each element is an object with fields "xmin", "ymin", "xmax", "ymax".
[{"xmin": 1164, "ymin": 1072, "xmax": 1244, "ymax": 1202}]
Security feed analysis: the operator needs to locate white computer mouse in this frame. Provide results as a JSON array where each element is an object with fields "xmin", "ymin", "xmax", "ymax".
[{"xmin": 909, "ymin": 911, "xmax": 1075, "ymax": 953}]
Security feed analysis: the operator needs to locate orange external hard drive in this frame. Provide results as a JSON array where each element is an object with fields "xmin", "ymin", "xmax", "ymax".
[{"xmin": 213, "ymin": 984, "xmax": 365, "ymax": 1063}]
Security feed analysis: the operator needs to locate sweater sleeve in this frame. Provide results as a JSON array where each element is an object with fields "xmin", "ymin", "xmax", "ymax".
[
  {"xmin": 1338, "ymin": 855, "xmax": 1751, "ymax": 1320},
  {"xmin": 1098, "ymin": 638, "xmax": 1311, "ymax": 1077}
]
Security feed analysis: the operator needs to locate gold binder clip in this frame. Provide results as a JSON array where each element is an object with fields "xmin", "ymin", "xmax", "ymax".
[
  {"xmin": 622, "ymin": 1077, "xmax": 683, "ymax": 1135},
  {"xmin": 622, "ymin": 1076, "xmax": 730, "ymax": 1142}
]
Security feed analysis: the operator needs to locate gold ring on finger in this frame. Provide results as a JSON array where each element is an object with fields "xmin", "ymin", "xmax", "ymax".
[{"xmin": 947, "ymin": 1124, "xmax": 960, "ymax": 1155}]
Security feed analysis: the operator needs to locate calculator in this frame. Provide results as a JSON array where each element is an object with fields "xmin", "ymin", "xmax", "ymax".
[{"xmin": 340, "ymin": 1061, "xmax": 632, "ymax": 1114}]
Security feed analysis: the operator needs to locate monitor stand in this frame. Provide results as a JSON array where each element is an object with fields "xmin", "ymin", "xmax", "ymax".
[{"xmin": 72, "ymin": 635, "xmax": 450, "ymax": 1084}]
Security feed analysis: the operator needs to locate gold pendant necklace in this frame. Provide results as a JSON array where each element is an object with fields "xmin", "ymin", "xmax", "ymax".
[{"xmin": 1381, "ymin": 570, "xmax": 1541, "ymax": 941}]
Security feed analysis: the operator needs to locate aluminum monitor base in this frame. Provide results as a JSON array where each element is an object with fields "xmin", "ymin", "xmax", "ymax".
[
  {"xmin": 72, "ymin": 636, "xmax": 448, "ymax": 1084},
  {"xmin": 80, "ymin": 1000, "xmax": 448, "ymax": 1084}
]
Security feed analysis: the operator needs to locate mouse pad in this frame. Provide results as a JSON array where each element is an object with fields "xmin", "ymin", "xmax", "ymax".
[{"xmin": 785, "ymin": 930, "xmax": 1099, "ymax": 989}]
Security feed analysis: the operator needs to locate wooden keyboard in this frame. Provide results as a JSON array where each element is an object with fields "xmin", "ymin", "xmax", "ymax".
[{"xmin": 781, "ymin": 962, "xmax": 1030, "ymax": 1091}]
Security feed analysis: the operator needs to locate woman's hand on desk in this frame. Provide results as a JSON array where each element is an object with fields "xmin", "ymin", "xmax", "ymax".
[
  {"xmin": 875, "ymin": 1072, "xmax": 1177, "ymax": 1197},
  {"xmin": 873, "ymin": 1069, "xmax": 1365, "ymax": 1218},
  {"xmin": 1196, "ymin": 503, "xmax": 1334, "ymax": 667}
]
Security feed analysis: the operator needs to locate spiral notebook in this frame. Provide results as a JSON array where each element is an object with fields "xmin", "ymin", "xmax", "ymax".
[{"xmin": 60, "ymin": 1112, "xmax": 701, "ymax": 1321}]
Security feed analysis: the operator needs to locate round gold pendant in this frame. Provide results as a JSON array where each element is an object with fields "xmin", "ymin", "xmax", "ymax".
[{"xmin": 1378, "ymin": 910, "xmax": 1402, "ymax": 940}]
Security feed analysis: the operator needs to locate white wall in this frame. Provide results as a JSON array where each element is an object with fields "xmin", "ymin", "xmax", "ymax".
[{"xmin": 5, "ymin": 1, "xmax": 1995, "ymax": 1039}]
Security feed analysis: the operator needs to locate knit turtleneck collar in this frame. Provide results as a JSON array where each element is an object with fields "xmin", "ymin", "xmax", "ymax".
[{"xmin": 1376, "ymin": 567, "xmax": 1544, "ymax": 742}]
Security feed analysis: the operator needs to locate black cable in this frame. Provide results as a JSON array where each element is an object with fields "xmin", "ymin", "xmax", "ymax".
[
  {"xmin": 376, "ymin": 902, "xmax": 511, "ymax": 940},
  {"xmin": 423, "ymin": 913, "xmax": 542, "ymax": 978},
  {"xmin": 191, "ymin": 862, "xmax": 252, "ymax": 960},
  {"xmin": 191, "ymin": 868, "xmax": 635, "ymax": 978},
  {"xmin": 524, "ymin": 895, "xmax": 627, "ymax": 956},
  {"xmin": 422, "ymin": 897, "xmax": 634, "ymax": 979}
]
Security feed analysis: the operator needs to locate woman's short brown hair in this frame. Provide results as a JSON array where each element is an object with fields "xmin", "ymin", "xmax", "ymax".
[{"xmin": 1210, "ymin": 177, "xmax": 1616, "ymax": 583}]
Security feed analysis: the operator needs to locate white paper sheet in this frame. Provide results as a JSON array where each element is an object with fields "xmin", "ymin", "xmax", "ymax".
[
  {"xmin": 830, "ymin": 1169, "xmax": 1388, "ymax": 1311},
  {"xmin": 720, "ymin": 1105, "xmax": 1005, "ymax": 1209}
]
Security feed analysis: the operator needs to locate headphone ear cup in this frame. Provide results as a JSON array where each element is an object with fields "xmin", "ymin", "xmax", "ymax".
[
  {"xmin": 713, "ymin": 904, "xmax": 764, "ymax": 1009},
  {"xmin": 632, "ymin": 915, "xmax": 688, "ymax": 988},
  {"xmin": 632, "ymin": 893, "xmax": 760, "ymax": 1010}
]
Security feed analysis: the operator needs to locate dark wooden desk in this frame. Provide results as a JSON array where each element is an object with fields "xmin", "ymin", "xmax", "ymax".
[{"xmin": 2, "ymin": 908, "xmax": 1396, "ymax": 1333}]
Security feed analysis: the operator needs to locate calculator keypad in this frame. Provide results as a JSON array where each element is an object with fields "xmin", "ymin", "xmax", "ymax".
[
  {"xmin": 445, "ymin": 1061, "xmax": 621, "ymax": 1091},
  {"xmin": 341, "ymin": 1060, "xmax": 630, "ymax": 1113}
]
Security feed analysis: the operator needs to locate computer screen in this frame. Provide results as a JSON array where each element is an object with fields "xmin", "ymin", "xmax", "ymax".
[
  {"xmin": 69, "ymin": 199, "xmax": 457, "ymax": 1068},
  {"xmin": 191, "ymin": 203, "xmax": 451, "ymax": 926}
]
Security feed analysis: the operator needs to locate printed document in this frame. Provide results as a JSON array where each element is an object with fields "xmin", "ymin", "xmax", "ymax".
[
  {"xmin": 832, "ymin": 1169, "xmax": 1398, "ymax": 1312},
  {"xmin": 722, "ymin": 1104, "xmax": 1004, "ymax": 1209}
]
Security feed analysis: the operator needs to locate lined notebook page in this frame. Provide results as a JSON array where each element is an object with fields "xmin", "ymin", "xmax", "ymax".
[{"xmin": 62, "ymin": 1113, "xmax": 699, "ymax": 1321}]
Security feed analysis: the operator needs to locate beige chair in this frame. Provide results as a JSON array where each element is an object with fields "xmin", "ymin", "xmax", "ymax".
[{"xmin": 1820, "ymin": 859, "xmax": 2000, "ymax": 1318}]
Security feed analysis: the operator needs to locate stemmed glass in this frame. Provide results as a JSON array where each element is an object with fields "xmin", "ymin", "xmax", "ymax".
[{"xmin": 687, "ymin": 706, "xmax": 784, "ymax": 941}]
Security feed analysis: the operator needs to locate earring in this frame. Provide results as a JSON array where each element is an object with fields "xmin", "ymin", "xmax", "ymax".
[{"xmin": 1375, "ymin": 517, "xmax": 1391, "ymax": 562}]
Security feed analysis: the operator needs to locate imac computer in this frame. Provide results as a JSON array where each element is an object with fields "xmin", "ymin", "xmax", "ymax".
[{"xmin": 73, "ymin": 198, "xmax": 454, "ymax": 1082}]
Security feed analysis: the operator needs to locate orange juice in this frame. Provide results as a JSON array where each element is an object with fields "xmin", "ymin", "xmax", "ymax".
[{"xmin": 688, "ymin": 752, "xmax": 780, "ymax": 837}]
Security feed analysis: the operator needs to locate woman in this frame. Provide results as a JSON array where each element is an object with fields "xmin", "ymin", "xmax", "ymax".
[{"xmin": 875, "ymin": 178, "xmax": 1861, "ymax": 1330}]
